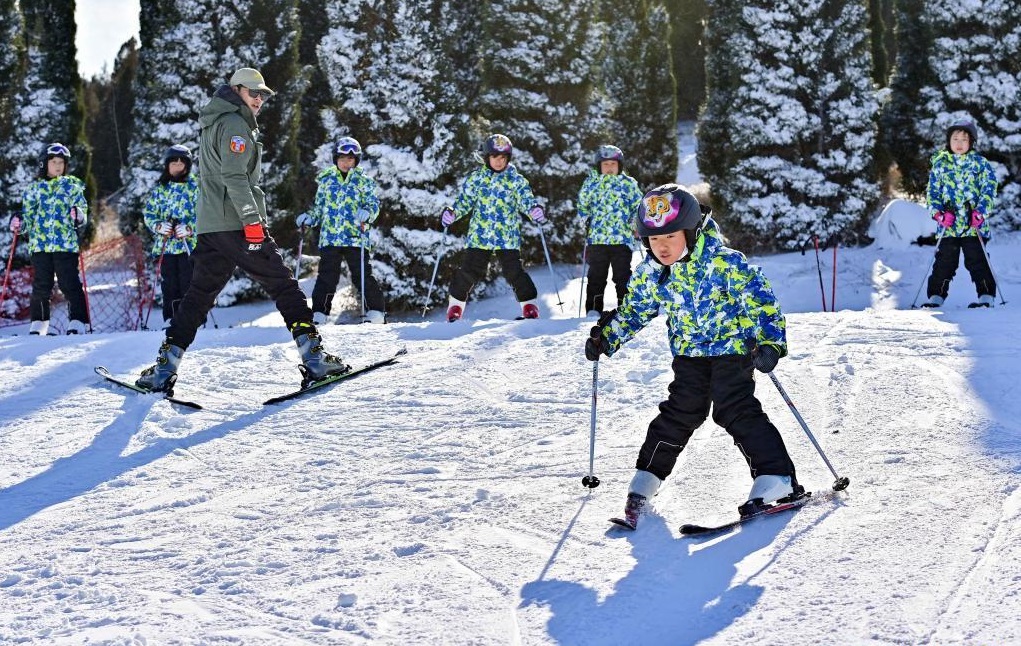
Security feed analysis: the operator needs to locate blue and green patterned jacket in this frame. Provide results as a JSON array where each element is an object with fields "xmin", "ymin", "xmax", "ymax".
[
  {"xmin": 927, "ymin": 149, "xmax": 997, "ymax": 238},
  {"xmin": 143, "ymin": 175, "xmax": 198, "ymax": 255},
  {"xmin": 577, "ymin": 170, "xmax": 642, "ymax": 245},
  {"xmin": 21, "ymin": 175, "xmax": 88, "ymax": 254},
  {"xmin": 602, "ymin": 220, "xmax": 787, "ymax": 358},
  {"xmin": 450, "ymin": 162, "xmax": 539, "ymax": 250},
  {"xmin": 307, "ymin": 166, "xmax": 380, "ymax": 248}
]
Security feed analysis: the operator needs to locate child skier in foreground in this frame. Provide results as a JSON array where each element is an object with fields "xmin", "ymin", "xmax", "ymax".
[{"xmin": 585, "ymin": 184, "xmax": 804, "ymax": 529}]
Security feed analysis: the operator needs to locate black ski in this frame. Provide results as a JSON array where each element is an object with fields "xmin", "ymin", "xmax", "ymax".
[
  {"xmin": 95, "ymin": 366, "xmax": 203, "ymax": 410},
  {"xmin": 679, "ymin": 493, "xmax": 813, "ymax": 537},
  {"xmin": 263, "ymin": 347, "xmax": 406, "ymax": 405},
  {"xmin": 609, "ymin": 517, "xmax": 637, "ymax": 531}
]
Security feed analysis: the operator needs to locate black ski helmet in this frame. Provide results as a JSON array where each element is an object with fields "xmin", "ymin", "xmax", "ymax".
[
  {"xmin": 41, "ymin": 142, "xmax": 70, "ymax": 176},
  {"xmin": 945, "ymin": 118, "xmax": 978, "ymax": 149},
  {"xmin": 480, "ymin": 133, "xmax": 513, "ymax": 160},
  {"xmin": 594, "ymin": 144, "xmax": 624, "ymax": 171},
  {"xmin": 636, "ymin": 184, "xmax": 705, "ymax": 238},
  {"xmin": 162, "ymin": 144, "xmax": 193, "ymax": 173},
  {"xmin": 334, "ymin": 137, "xmax": 363, "ymax": 165}
]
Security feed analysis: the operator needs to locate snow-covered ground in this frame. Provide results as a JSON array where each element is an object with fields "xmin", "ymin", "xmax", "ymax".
[{"xmin": 2, "ymin": 201, "xmax": 1020, "ymax": 645}]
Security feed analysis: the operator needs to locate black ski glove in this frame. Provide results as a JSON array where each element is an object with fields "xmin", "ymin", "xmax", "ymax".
[
  {"xmin": 585, "ymin": 310, "xmax": 616, "ymax": 361},
  {"xmin": 751, "ymin": 344, "xmax": 780, "ymax": 373}
]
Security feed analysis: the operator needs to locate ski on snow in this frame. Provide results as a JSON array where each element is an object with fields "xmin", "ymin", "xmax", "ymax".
[
  {"xmin": 263, "ymin": 347, "xmax": 407, "ymax": 405},
  {"xmin": 679, "ymin": 493, "xmax": 813, "ymax": 537},
  {"xmin": 94, "ymin": 366, "xmax": 203, "ymax": 410}
]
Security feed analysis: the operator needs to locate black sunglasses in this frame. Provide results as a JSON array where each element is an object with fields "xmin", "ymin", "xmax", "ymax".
[{"xmin": 241, "ymin": 87, "xmax": 272, "ymax": 101}]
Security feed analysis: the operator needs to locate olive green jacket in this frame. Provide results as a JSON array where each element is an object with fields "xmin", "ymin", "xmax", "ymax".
[{"xmin": 195, "ymin": 85, "xmax": 267, "ymax": 233}]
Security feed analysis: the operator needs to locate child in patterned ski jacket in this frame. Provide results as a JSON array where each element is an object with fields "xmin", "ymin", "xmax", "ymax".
[
  {"xmin": 585, "ymin": 184, "xmax": 802, "ymax": 530},
  {"xmin": 296, "ymin": 137, "xmax": 386, "ymax": 324},
  {"xmin": 577, "ymin": 144, "xmax": 643, "ymax": 316},
  {"xmin": 922, "ymin": 118, "xmax": 998, "ymax": 308},
  {"xmin": 8, "ymin": 143, "xmax": 89, "ymax": 335},
  {"xmin": 143, "ymin": 144, "xmax": 199, "ymax": 327},
  {"xmin": 440, "ymin": 133, "xmax": 546, "ymax": 321}
]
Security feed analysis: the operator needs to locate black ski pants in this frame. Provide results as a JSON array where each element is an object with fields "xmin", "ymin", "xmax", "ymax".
[
  {"xmin": 636, "ymin": 354, "xmax": 797, "ymax": 483},
  {"xmin": 449, "ymin": 248, "xmax": 538, "ymax": 303},
  {"xmin": 159, "ymin": 253, "xmax": 193, "ymax": 323},
  {"xmin": 585, "ymin": 244, "xmax": 632, "ymax": 313},
  {"xmin": 167, "ymin": 231, "xmax": 313, "ymax": 350},
  {"xmin": 30, "ymin": 251, "xmax": 88, "ymax": 323},
  {"xmin": 310, "ymin": 245, "xmax": 386, "ymax": 314},
  {"xmin": 927, "ymin": 236, "xmax": 996, "ymax": 299}
]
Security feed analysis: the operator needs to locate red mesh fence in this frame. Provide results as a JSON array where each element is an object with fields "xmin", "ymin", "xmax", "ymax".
[{"xmin": 0, "ymin": 235, "xmax": 152, "ymax": 333}]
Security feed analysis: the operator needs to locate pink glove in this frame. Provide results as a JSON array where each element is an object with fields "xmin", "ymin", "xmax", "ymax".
[
  {"xmin": 70, "ymin": 207, "xmax": 85, "ymax": 225},
  {"xmin": 9, "ymin": 216, "xmax": 21, "ymax": 233},
  {"xmin": 174, "ymin": 224, "xmax": 192, "ymax": 239},
  {"xmin": 969, "ymin": 211, "xmax": 985, "ymax": 228},
  {"xmin": 441, "ymin": 207, "xmax": 456, "ymax": 227},
  {"xmin": 156, "ymin": 221, "xmax": 174, "ymax": 236},
  {"xmin": 529, "ymin": 205, "xmax": 546, "ymax": 224},
  {"xmin": 933, "ymin": 211, "xmax": 954, "ymax": 228}
]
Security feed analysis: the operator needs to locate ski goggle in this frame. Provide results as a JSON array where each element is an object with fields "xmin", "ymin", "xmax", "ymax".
[
  {"xmin": 335, "ymin": 142, "xmax": 361, "ymax": 155},
  {"xmin": 46, "ymin": 144, "xmax": 70, "ymax": 158},
  {"xmin": 597, "ymin": 145, "xmax": 623, "ymax": 161}
]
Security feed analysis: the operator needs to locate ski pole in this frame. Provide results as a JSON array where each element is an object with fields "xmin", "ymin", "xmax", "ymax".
[
  {"xmin": 78, "ymin": 248, "xmax": 93, "ymax": 333},
  {"xmin": 831, "ymin": 240, "xmax": 838, "ymax": 312},
  {"xmin": 422, "ymin": 226, "xmax": 448, "ymax": 318},
  {"xmin": 359, "ymin": 223, "xmax": 367, "ymax": 317},
  {"xmin": 0, "ymin": 231, "xmax": 19, "ymax": 317},
  {"xmin": 910, "ymin": 226, "xmax": 948, "ymax": 308},
  {"xmin": 536, "ymin": 225, "xmax": 564, "ymax": 313},
  {"xmin": 812, "ymin": 235, "xmax": 827, "ymax": 311},
  {"xmin": 582, "ymin": 359, "xmax": 601, "ymax": 488},
  {"xmin": 294, "ymin": 224, "xmax": 306, "ymax": 279},
  {"xmin": 143, "ymin": 234, "xmax": 170, "ymax": 330},
  {"xmin": 577, "ymin": 240, "xmax": 588, "ymax": 318},
  {"xmin": 975, "ymin": 233, "xmax": 1007, "ymax": 305},
  {"xmin": 768, "ymin": 371, "xmax": 850, "ymax": 492}
]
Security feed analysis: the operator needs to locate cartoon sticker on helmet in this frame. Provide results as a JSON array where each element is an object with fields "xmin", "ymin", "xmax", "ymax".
[
  {"xmin": 230, "ymin": 136, "xmax": 247, "ymax": 154},
  {"xmin": 641, "ymin": 193, "xmax": 678, "ymax": 229},
  {"xmin": 490, "ymin": 134, "xmax": 512, "ymax": 152}
]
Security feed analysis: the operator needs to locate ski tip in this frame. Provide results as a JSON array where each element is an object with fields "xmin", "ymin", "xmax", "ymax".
[
  {"xmin": 609, "ymin": 517, "xmax": 637, "ymax": 531},
  {"xmin": 395, "ymin": 347, "xmax": 408, "ymax": 357}
]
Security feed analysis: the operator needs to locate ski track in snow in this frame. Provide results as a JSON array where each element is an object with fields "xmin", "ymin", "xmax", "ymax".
[{"xmin": 1, "ymin": 224, "xmax": 1021, "ymax": 644}]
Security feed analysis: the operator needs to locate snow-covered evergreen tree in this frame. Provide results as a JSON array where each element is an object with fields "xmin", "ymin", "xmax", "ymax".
[
  {"xmin": 699, "ymin": 0, "xmax": 880, "ymax": 250},
  {"xmin": 1, "ymin": 0, "xmax": 91, "ymax": 251},
  {"xmin": 0, "ymin": 0, "xmax": 25, "ymax": 258},
  {"xmin": 663, "ymin": 0, "xmax": 707, "ymax": 121},
  {"xmin": 598, "ymin": 0, "xmax": 677, "ymax": 193},
  {"xmin": 317, "ymin": 0, "xmax": 481, "ymax": 309},
  {"xmin": 123, "ymin": 0, "xmax": 300, "ymax": 238},
  {"xmin": 886, "ymin": 0, "xmax": 1020, "ymax": 229},
  {"xmin": 879, "ymin": 0, "xmax": 935, "ymax": 198},
  {"xmin": 477, "ymin": 0, "xmax": 601, "ymax": 261}
]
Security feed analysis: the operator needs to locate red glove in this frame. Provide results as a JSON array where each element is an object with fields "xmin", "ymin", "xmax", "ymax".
[
  {"xmin": 933, "ymin": 211, "xmax": 954, "ymax": 228},
  {"xmin": 243, "ymin": 223, "xmax": 265, "ymax": 244},
  {"xmin": 969, "ymin": 211, "xmax": 985, "ymax": 228}
]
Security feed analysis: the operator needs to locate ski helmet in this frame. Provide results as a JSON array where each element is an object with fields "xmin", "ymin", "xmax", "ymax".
[
  {"xmin": 480, "ymin": 134, "xmax": 513, "ymax": 160},
  {"xmin": 40, "ymin": 142, "xmax": 70, "ymax": 176},
  {"xmin": 946, "ymin": 118, "xmax": 978, "ymax": 150},
  {"xmin": 636, "ymin": 184, "xmax": 705, "ymax": 239},
  {"xmin": 162, "ymin": 144, "xmax": 193, "ymax": 173},
  {"xmin": 333, "ymin": 137, "xmax": 362, "ymax": 165},
  {"xmin": 594, "ymin": 144, "xmax": 624, "ymax": 170}
]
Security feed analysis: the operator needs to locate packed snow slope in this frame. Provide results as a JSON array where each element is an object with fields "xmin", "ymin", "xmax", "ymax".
[{"xmin": 1, "ymin": 202, "xmax": 1020, "ymax": 645}]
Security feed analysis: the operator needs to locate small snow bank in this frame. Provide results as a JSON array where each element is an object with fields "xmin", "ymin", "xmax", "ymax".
[{"xmin": 869, "ymin": 198, "xmax": 934, "ymax": 248}]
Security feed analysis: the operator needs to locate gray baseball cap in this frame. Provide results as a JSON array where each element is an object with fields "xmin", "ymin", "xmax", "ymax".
[{"xmin": 229, "ymin": 68, "xmax": 276, "ymax": 96}]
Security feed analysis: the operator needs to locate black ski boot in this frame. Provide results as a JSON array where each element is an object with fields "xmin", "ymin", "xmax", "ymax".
[{"xmin": 136, "ymin": 341, "xmax": 185, "ymax": 393}]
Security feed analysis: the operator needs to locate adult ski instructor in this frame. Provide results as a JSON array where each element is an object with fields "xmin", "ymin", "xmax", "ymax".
[{"xmin": 136, "ymin": 67, "xmax": 351, "ymax": 392}]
